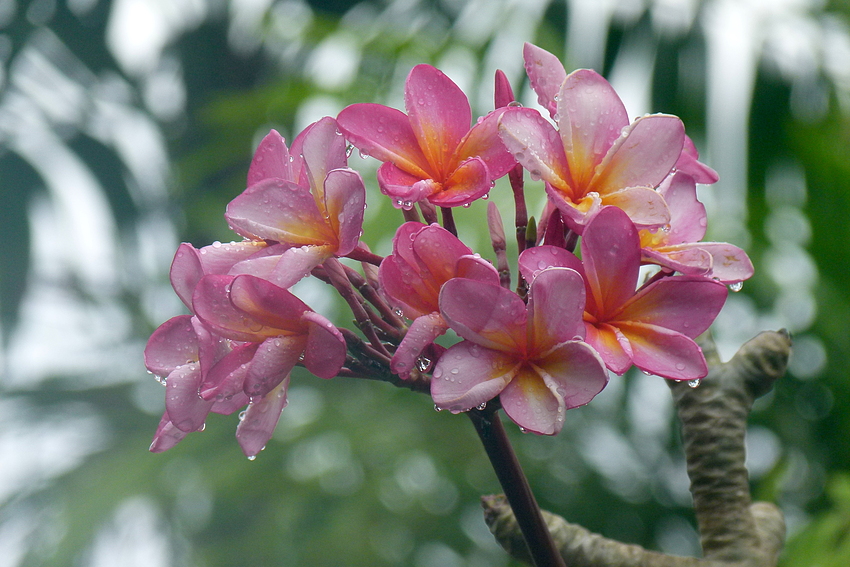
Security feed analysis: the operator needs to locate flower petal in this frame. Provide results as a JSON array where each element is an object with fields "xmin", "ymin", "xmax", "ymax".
[
  {"xmin": 499, "ymin": 366, "xmax": 563, "ymax": 435},
  {"xmin": 455, "ymin": 108, "xmax": 517, "ymax": 180},
  {"xmin": 302, "ymin": 310, "xmax": 346, "ymax": 379},
  {"xmin": 641, "ymin": 244, "xmax": 713, "ymax": 276},
  {"xmin": 405, "ymin": 64, "xmax": 471, "ymax": 176},
  {"xmin": 494, "ymin": 69, "xmax": 516, "ymax": 108},
  {"xmin": 517, "ymin": 245, "xmax": 583, "ymax": 284},
  {"xmin": 617, "ymin": 322, "xmax": 708, "ymax": 380},
  {"xmin": 430, "ymin": 157, "xmax": 491, "ymax": 207},
  {"xmin": 591, "ymin": 114, "xmax": 684, "ymax": 195},
  {"xmin": 229, "ymin": 275, "xmax": 311, "ymax": 333},
  {"xmin": 523, "ymin": 42, "xmax": 567, "ymax": 118},
  {"xmin": 236, "ymin": 375, "xmax": 290, "ymax": 457},
  {"xmin": 696, "ymin": 242, "xmax": 754, "ymax": 283},
  {"xmin": 439, "ymin": 278, "xmax": 527, "ymax": 352},
  {"xmin": 657, "ymin": 172, "xmax": 707, "ymax": 243},
  {"xmin": 200, "ymin": 342, "xmax": 257, "ymax": 401},
  {"xmin": 412, "ymin": 224, "xmax": 475, "ymax": 284},
  {"xmin": 584, "ymin": 322, "xmax": 633, "ymax": 375},
  {"xmin": 231, "ymin": 244, "xmax": 332, "ymax": 290},
  {"xmin": 165, "ymin": 362, "xmax": 213, "ymax": 432},
  {"xmin": 150, "ymin": 413, "xmax": 188, "ymax": 453},
  {"xmin": 391, "ymin": 312, "xmax": 449, "ymax": 378},
  {"xmin": 535, "ymin": 340, "xmax": 608, "ymax": 409},
  {"xmin": 557, "ymin": 69, "xmax": 629, "ymax": 189},
  {"xmin": 601, "ymin": 186, "xmax": 671, "ymax": 229},
  {"xmin": 675, "ymin": 136, "xmax": 718, "ymax": 185},
  {"xmin": 454, "ymin": 254, "xmax": 501, "ymax": 285},
  {"xmin": 376, "ymin": 162, "xmax": 434, "ymax": 204},
  {"xmin": 337, "ymin": 103, "xmax": 432, "ymax": 177},
  {"xmin": 296, "ymin": 117, "xmax": 348, "ymax": 199},
  {"xmin": 145, "ymin": 315, "xmax": 198, "ymax": 377},
  {"xmin": 499, "ymin": 107, "xmax": 571, "ymax": 191},
  {"xmin": 243, "ymin": 335, "xmax": 304, "ymax": 397},
  {"xmin": 248, "ymin": 129, "xmax": 295, "ymax": 186},
  {"xmin": 527, "ymin": 268, "xmax": 586, "ymax": 352},
  {"xmin": 431, "ymin": 341, "xmax": 518, "ymax": 413},
  {"xmin": 323, "ymin": 168, "xmax": 366, "ymax": 256}
]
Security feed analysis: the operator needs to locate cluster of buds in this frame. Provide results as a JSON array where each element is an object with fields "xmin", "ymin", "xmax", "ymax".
[{"xmin": 145, "ymin": 43, "xmax": 753, "ymax": 457}]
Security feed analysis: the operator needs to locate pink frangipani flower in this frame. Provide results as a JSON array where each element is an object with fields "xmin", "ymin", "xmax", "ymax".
[
  {"xmin": 431, "ymin": 268, "xmax": 608, "ymax": 435},
  {"xmin": 519, "ymin": 206, "xmax": 728, "ymax": 381},
  {"xmin": 337, "ymin": 64, "xmax": 516, "ymax": 208},
  {"xmin": 380, "ymin": 222, "xmax": 500, "ymax": 377},
  {"xmin": 499, "ymin": 43, "xmax": 685, "ymax": 233},
  {"xmin": 224, "ymin": 117, "xmax": 367, "ymax": 288},
  {"xmin": 640, "ymin": 172, "xmax": 754, "ymax": 284}
]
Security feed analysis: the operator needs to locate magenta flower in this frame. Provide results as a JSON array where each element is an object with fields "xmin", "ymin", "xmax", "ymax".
[
  {"xmin": 640, "ymin": 172, "xmax": 754, "ymax": 284},
  {"xmin": 224, "ymin": 117, "xmax": 367, "ymax": 288},
  {"xmin": 519, "ymin": 206, "xmax": 728, "ymax": 380},
  {"xmin": 380, "ymin": 222, "xmax": 500, "ymax": 377},
  {"xmin": 431, "ymin": 268, "xmax": 608, "ymax": 435},
  {"xmin": 337, "ymin": 64, "xmax": 516, "ymax": 208},
  {"xmin": 499, "ymin": 43, "xmax": 685, "ymax": 232}
]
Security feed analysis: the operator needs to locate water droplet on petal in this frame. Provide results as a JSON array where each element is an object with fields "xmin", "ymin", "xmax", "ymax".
[
  {"xmin": 476, "ymin": 402, "xmax": 487, "ymax": 410},
  {"xmin": 729, "ymin": 282, "xmax": 743, "ymax": 292},
  {"xmin": 687, "ymin": 378, "xmax": 701, "ymax": 389},
  {"xmin": 247, "ymin": 455, "xmax": 257, "ymax": 461},
  {"xmin": 434, "ymin": 404, "xmax": 443, "ymax": 412}
]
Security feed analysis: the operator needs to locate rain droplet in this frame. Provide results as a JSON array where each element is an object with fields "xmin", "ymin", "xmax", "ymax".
[
  {"xmin": 687, "ymin": 378, "xmax": 701, "ymax": 389},
  {"xmin": 675, "ymin": 363, "xmax": 686, "ymax": 371},
  {"xmin": 729, "ymin": 282, "xmax": 743, "ymax": 292},
  {"xmin": 434, "ymin": 404, "xmax": 443, "ymax": 412},
  {"xmin": 416, "ymin": 357, "xmax": 431, "ymax": 372},
  {"xmin": 247, "ymin": 455, "xmax": 257, "ymax": 461},
  {"xmin": 476, "ymin": 402, "xmax": 487, "ymax": 410},
  {"xmin": 212, "ymin": 241, "xmax": 222, "ymax": 248}
]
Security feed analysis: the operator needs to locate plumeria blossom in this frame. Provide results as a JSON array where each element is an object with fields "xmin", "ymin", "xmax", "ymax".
[
  {"xmin": 499, "ymin": 43, "xmax": 686, "ymax": 233},
  {"xmin": 519, "ymin": 206, "xmax": 728, "ymax": 380},
  {"xmin": 431, "ymin": 268, "xmax": 608, "ymax": 434},
  {"xmin": 337, "ymin": 64, "xmax": 516, "ymax": 208},
  {"xmin": 225, "ymin": 117, "xmax": 367, "ymax": 288},
  {"xmin": 639, "ymin": 172, "xmax": 754, "ymax": 284},
  {"xmin": 380, "ymin": 222, "xmax": 500, "ymax": 377}
]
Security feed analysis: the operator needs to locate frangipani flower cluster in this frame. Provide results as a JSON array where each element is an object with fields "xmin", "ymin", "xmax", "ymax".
[{"xmin": 146, "ymin": 43, "xmax": 754, "ymax": 451}]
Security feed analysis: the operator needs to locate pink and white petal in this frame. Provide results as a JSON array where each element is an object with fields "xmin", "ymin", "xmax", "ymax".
[
  {"xmin": 337, "ymin": 103, "xmax": 433, "ymax": 178},
  {"xmin": 412, "ymin": 224, "xmax": 474, "ymax": 284},
  {"xmin": 267, "ymin": 245, "xmax": 333, "ymax": 289},
  {"xmin": 236, "ymin": 375, "xmax": 290, "ymax": 457},
  {"xmin": 527, "ymin": 268, "xmax": 586, "ymax": 351},
  {"xmin": 170, "ymin": 244, "xmax": 204, "ymax": 310},
  {"xmin": 499, "ymin": 367, "xmax": 563, "ymax": 435},
  {"xmin": 165, "ymin": 362, "xmax": 214, "ymax": 432},
  {"xmin": 199, "ymin": 240, "xmax": 270, "ymax": 275},
  {"xmin": 591, "ymin": 114, "xmax": 684, "ymax": 195},
  {"xmin": 601, "ymin": 186, "xmax": 671, "ymax": 230},
  {"xmin": 429, "ymin": 156, "xmax": 492, "ymax": 207},
  {"xmin": 248, "ymin": 129, "xmax": 295, "ymax": 186},
  {"xmin": 455, "ymin": 108, "xmax": 517, "ymax": 179},
  {"xmin": 518, "ymin": 245, "xmax": 583, "ymax": 284},
  {"xmin": 439, "ymin": 278, "xmax": 527, "ymax": 353},
  {"xmin": 499, "ymin": 108, "xmax": 572, "ymax": 191},
  {"xmin": 405, "ymin": 64, "xmax": 471, "ymax": 175},
  {"xmin": 544, "ymin": 184, "xmax": 603, "ymax": 233},
  {"xmin": 698, "ymin": 242, "xmax": 754, "ymax": 283},
  {"xmin": 523, "ymin": 42, "xmax": 567, "ymax": 118},
  {"xmin": 377, "ymin": 162, "xmax": 439, "ymax": 205},
  {"xmin": 535, "ymin": 340, "xmax": 609, "ymax": 409},
  {"xmin": 243, "ymin": 335, "xmax": 305, "ymax": 397},
  {"xmin": 455, "ymin": 255, "xmax": 501, "ymax": 285},
  {"xmin": 431, "ymin": 342, "xmax": 518, "ymax": 413},
  {"xmin": 150, "ymin": 413, "xmax": 189, "ymax": 453},
  {"xmin": 229, "ymin": 274, "xmax": 311, "ymax": 332},
  {"xmin": 297, "ymin": 117, "xmax": 348, "ymax": 198},
  {"xmin": 302, "ymin": 311, "xmax": 346, "ymax": 379},
  {"xmin": 226, "ymin": 179, "xmax": 333, "ymax": 245},
  {"xmin": 585, "ymin": 322, "xmax": 633, "ymax": 375},
  {"xmin": 580, "ymin": 206, "xmax": 641, "ymax": 317},
  {"xmin": 391, "ymin": 312, "xmax": 448, "ymax": 378},
  {"xmin": 210, "ymin": 391, "xmax": 250, "ymax": 415},
  {"xmin": 675, "ymin": 136, "xmax": 719, "ymax": 185},
  {"xmin": 641, "ymin": 245, "xmax": 712, "ymax": 276},
  {"xmin": 193, "ymin": 275, "xmax": 257, "ymax": 341},
  {"xmin": 145, "ymin": 315, "xmax": 198, "ymax": 377},
  {"xmin": 557, "ymin": 69, "xmax": 629, "ymax": 189},
  {"xmin": 323, "ymin": 168, "xmax": 366, "ymax": 256},
  {"xmin": 617, "ymin": 275, "xmax": 727, "ymax": 338},
  {"xmin": 658, "ymin": 172, "xmax": 707, "ymax": 243},
  {"xmin": 618, "ymin": 322, "xmax": 707, "ymax": 380},
  {"xmin": 200, "ymin": 342, "xmax": 257, "ymax": 401},
  {"xmin": 192, "ymin": 316, "xmax": 232, "ymax": 379}
]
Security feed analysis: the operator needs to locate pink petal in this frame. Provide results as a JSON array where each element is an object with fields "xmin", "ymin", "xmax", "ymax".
[
  {"xmin": 236, "ymin": 376, "xmax": 290, "ymax": 457},
  {"xmin": 601, "ymin": 186, "xmax": 671, "ymax": 229},
  {"xmin": 170, "ymin": 244, "xmax": 203, "ymax": 310},
  {"xmin": 412, "ymin": 224, "xmax": 474, "ymax": 284},
  {"xmin": 323, "ymin": 168, "xmax": 366, "ymax": 256},
  {"xmin": 431, "ymin": 341, "xmax": 518, "ymax": 413},
  {"xmin": 379, "ymin": 253, "xmax": 435, "ymax": 318},
  {"xmin": 165, "ymin": 362, "xmax": 213, "ymax": 432},
  {"xmin": 454, "ymin": 255, "xmax": 501, "ymax": 285},
  {"xmin": 557, "ymin": 69, "xmax": 629, "ymax": 189},
  {"xmin": 499, "ymin": 108, "xmax": 571, "ymax": 191},
  {"xmin": 591, "ymin": 114, "xmax": 684, "ymax": 195},
  {"xmin": 658, "ymin": 172, "xmax": 707, "ymax": 243},
  {"xmin": 585, "ymin": 322, "xmax": 633, "ymax": 375},
  {"xmin": 697, "ymin": 242, "xmax": 754, "ymax": 283},
  {"xmin": 210, "ymin": 391, "xmax": 251, "ymax": 415},
  {"xmin": 231, "ymin": 244, "xmax": 332, "ymax": 290},
  {"xmin": 641, "ymin": 245, "xmax": 712, "ymax": 276},
  {"xmin": 244, "ymin": 335, "xmax": 304, "ymax": 397},
  {"xmin": 675, "ymin": 136, "xmax": 718, "ymax": 185},
  {"xmin": 150, "ymin": 413, "xmax": 188, "ymax": 453},
  {"xmin": 455, "ymin": 108, "xmax": 517, "ymax": 180},
  {"xmin": 499, "ymin": 366, "xmax": 563, "ymax": 435},
  {"xmin": 523, "ymin": 42, "xmax": 567, "ymax": 118},
  {"xmin": 518, "ymin": 244, "xmax": 583, "ymax": 284},
  {"xmin": 296, "ymin": 117, "xmax": 348, "ymax": 198},
  {"xmin": 527, "ymin": 268, "xmax": 586, "ymax": 352},
  {"xmin": 226, "ymin": 179, "xmax": 333, "ymax": 245},
  {"xmin": 200, "ymin": 342, "xmax": 257, "ymax": 401},
  {"xmin": 192, "ymin": 316, "xmax": 232, "ymax": 380},
  {"xmin": 391, "ymin": 312, "xmax": 449, "ymax": 378},
  {"xmin": 535, "ymin": 340, "xmax": 608, "ymax": 409},
  {"xmin": 337, "ymin": 103, "xmax": 432, "ymax": 178},
  {"xmin": 580, "ymin": 206, "xmax": 641, "ymax": 319},
  {"xmin": 439, "ymin": 279, "xmax": 526, "ymax": 353},
  {"xmin": 145, "ymin": 315, "xmax": 198, "ymax": 377},
  {"xmin": 192, "ymin": 275, "xmax": 267, "ymax": 341},
  {"xmin": 544, "ymin": 184, "xmax": 603, "ymax": 233},
  {"xmin": 228, "ymin": 275, "xmax": 311, "ymax": 333},
  {"xmin": 405, "ymin": 64, "xmax": 471, "ymax": 176},
  {"xmin": 430, "ymin": 156, "xmax": 492, "ymax": 207},
  {"xmin": 248, "ymin": 129, "xmax": 295, "ymax": 186},
  {"xmin": 302, "ymin": 310, "xmax": 346, "ymax": 379},
  {"xmin": 376, "ymin": 162, "xmax": 433, "ymax": 204},
  {"xmin": 617, "ymin": 275, "xmax": 727, "ymax": 338},
  {"xmin": 494, "ymin": 69, "xmax": 515, "ymax": 108},
  {"xmin": 617, "ymin": 322, "xmax": 708, "ymax": 380}
]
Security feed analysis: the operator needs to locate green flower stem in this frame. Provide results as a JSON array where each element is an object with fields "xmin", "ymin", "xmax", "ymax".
[{"xmin": 468, "ymin": 405, "xmax": 567, "ymax": 567}]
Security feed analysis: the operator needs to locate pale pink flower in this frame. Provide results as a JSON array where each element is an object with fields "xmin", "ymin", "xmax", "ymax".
[
  {"xmin": 519, "ymin": 206, "xmax": 728, "ymax": 380},
  {"xmin": 337, "ymin": 64, "xmax": 516, "ymax": 208},
  {"xmin": 431, "ymin": 269, "xmax": 608, "ymax": 435}
]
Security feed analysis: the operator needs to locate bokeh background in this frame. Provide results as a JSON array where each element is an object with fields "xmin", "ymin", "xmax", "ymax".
[{"xmin": 1, "ymin": 0, "xmax": 849, "ymax": 565}]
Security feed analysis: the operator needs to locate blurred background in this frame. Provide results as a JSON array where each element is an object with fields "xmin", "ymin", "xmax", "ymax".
[{"xmin": 1, "ymin": 0, "xmax": 848, "ymax": 565}]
